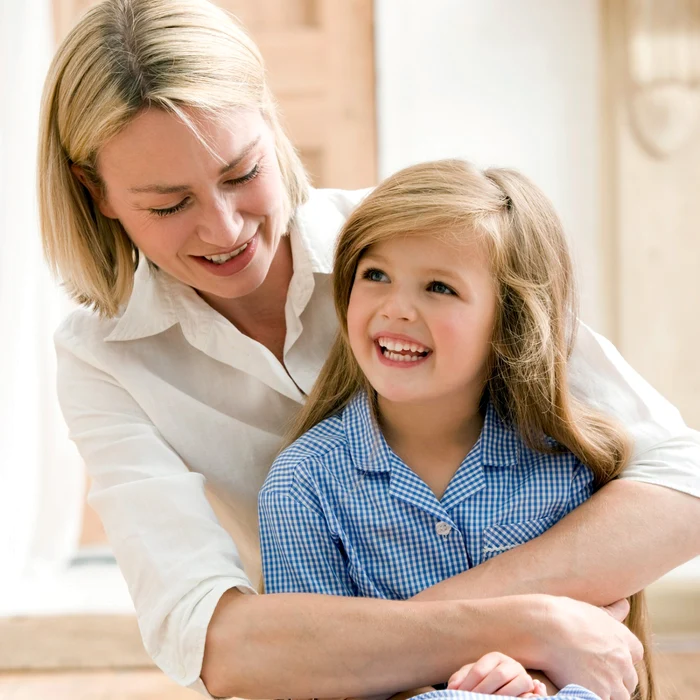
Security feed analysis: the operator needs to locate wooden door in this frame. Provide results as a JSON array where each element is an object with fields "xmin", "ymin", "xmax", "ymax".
[{"xmin": 52, "ymin": 0, "xmax": 377, "ymax": 547}]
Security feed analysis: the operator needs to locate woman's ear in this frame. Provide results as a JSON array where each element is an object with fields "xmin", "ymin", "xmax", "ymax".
[{"xmin": 70, "ymin": 164, "xmax": 119, "ymax": 219}]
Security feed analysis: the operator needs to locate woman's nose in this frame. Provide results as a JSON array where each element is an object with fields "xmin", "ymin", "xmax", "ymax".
[{"xmin": 195, "ymin": 200, "xmax": 244, "ymax": 247}]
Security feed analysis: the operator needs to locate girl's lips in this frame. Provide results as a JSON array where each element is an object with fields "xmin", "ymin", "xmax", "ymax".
[
  {"xmin": 374, "ymin": 340, "xmax": 432, "ymax": 368},
  {"xmin": 193, "ymin": 231, "xmax": 258, "ymax": 276}
]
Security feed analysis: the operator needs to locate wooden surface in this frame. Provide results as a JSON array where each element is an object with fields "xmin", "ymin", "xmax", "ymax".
[
  {"xmin": 0, "ymin": 653, "xmax": 698, "ymax": 700},
  {"xmin": 0, "ymin": 615, "xmax": 151, "ymax": 672}
]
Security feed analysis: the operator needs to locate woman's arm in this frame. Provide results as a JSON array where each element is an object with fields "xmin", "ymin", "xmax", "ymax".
[
  {"xmin": 227, "ymin": 466, "xmax": 642, "ymax": 700},
  {"xmin": 55, "ymin": 328, "xmax": 258, "ymax": 697},
  {"xmin": 414, "ymin": 478, "xmax": 700, "ymax": 606},
  {"xmin": 201, "ymin": 590, "xmax": 642, "ymax": 700}
]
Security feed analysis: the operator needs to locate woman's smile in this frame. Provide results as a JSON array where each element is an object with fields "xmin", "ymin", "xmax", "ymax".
[{"xmin": 192, "ymin": 228, "xmax": 259, "ymax": 277}]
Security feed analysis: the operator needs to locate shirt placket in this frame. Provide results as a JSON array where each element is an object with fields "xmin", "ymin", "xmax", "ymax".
[{"xmin": 388, "ymin": 461, "xmax": 473, "ymax": 575}]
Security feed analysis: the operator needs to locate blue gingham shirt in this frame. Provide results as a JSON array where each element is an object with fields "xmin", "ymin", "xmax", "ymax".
[
  {"xmin": 258, "ymin": 391, "xmax": 600, "ymax": 700},
  {"xmin": 259, "ymin": 390, "xmax": 594, "ymax": 600}
]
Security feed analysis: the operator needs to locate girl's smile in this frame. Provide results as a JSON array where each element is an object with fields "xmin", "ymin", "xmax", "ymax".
[{"xmin": 374, "ymin": 332, "xmax": 433, "ymax": 366}]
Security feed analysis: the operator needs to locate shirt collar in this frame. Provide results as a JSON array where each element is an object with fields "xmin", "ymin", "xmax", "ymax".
[
  {"xmin": 105, "ymin": 260, "xmax": 182, "ymax": 342},
  {"xmin": 293, "ymin": 188, "xmax": 349, "ymax": 275},
  {"xmin": 343, "ymin": 390, "xmax": 520, "ymax": 472},
  {"xmin": 105, "ymin": 188, "xmax": 341, "ymax": 343}
]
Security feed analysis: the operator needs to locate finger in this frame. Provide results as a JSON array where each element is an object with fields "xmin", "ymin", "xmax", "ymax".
[
  {"xmin": 532, "ymin": 679, "xmax": 547, "ymax": 697},
  {"xmin": 496, "ymin": 673, "xmax": 535, "ymax": 697},
  {"xmin": 456, "ymin": 653, "xmax": 506, "ymax": 691},
  {"xmin": 603, "ymin": 598, "xmax": 630, "ymax": 622},
  {"xmin": 447, "ymin": 663, "xmax": 474, "ymax": 689},
  {"xmin": 628, "ymin": 634, "xmax": 645, "ymax": 665},
  {"xmin": 611, "ymin": 685, "xmax": 632, "ymax": 700},
  {"xmin": 622, "ymin": 662, "xmax": 639, "ymax": 695},
  {"xmin": 471, "ymin": 660, "xmax": 523, "ymax": 695}
]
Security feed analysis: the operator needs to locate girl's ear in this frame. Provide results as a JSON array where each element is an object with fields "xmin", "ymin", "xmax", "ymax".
[{"xmin": 70, "ymin": 164, "xmax": 119, "ymax": 219}]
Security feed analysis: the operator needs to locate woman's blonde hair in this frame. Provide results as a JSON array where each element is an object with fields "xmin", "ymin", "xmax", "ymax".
[
  {"xmin": 39, "ymin": 0, "xmax": 309, "ymax": 317},
  {"xmin": 288, "ymin": 159, "xmax": 655, "ymax": 700}
]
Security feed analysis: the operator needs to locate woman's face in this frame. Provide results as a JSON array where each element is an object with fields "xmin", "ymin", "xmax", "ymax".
[{"xmin": 93, "ymin": 107, "xmax": 288, "ymax": 300}]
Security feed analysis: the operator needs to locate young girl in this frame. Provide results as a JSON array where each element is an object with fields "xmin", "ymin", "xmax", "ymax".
[{"xmin": 258, "ymin": 160, "xmax": 654, "ymax": 700}]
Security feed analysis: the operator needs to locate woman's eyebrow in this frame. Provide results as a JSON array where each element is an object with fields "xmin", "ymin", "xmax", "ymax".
[{"xmin": 128, "ymin": 136, "xmax": 261, "ymax": 194}]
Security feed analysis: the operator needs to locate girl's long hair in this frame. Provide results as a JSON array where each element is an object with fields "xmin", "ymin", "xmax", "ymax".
[{"xmin": 288, "ymin": 159, "xmax": 655, "ymax": 700}]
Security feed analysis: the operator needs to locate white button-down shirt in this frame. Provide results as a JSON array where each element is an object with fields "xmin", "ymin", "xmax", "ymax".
[{"xmin": 55, "ymin": 187, "xmax": 700, "ymax": 697}]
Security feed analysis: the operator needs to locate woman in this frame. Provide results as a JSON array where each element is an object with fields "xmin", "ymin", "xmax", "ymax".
[{"xmin": 39, "ymin": 1, "xmax": 699, "ymax": 699}]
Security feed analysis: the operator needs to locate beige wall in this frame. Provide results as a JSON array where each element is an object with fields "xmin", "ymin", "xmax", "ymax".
[{"xmin": 602, "ymin": 0, "xmax": 700, "ymax": 429}]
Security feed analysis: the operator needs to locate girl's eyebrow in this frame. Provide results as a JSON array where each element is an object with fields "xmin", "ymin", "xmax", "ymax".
[
  {"xmin": 359, "ymin": 252, "xmax": 387, "ymax": 264},
  {"xmin": 423, "ymin": 266, "xmax": 464, "ymax": 280},
  {"xmin": 128, "ymin": 136, "xmax": 261, "ymax": 194}
]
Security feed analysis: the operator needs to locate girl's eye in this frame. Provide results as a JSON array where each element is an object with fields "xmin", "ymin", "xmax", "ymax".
[
  {"xmin": 150, "ymin": 198, "xmax": 190, "ymax": 218},
  {"xmin": 428, "ymin": 280, "xmax": 456, "ymax": 295},
  {"xmin": 361, "ymin": 267, "xmax": 388, "ymax": 283}
]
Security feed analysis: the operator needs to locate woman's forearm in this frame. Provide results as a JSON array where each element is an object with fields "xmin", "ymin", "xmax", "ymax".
[
  {"xmin": 201, "ymin": 590, "xmax": 527, "ymax": 699},
  {"xmin": 201, "ymin": 590, "xmax": 642, "ymax": 700},
  {"xmin": 414, "ymin": 480, "xmax": 700, "ymax": 606}
]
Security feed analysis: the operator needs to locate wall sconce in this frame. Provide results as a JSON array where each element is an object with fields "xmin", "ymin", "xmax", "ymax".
[{"xmin": 624, "ymin": 0, "xmax": 700, "ymax": 158}]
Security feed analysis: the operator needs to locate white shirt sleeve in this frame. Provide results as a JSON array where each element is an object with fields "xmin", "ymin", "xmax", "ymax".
[
  {"xmin": 569, "ymin": 322, "xmax": 700, "ymax": 497},
  {"xmin": 55, "ymin": 326, "xmax": 256, "ymax": 697}
]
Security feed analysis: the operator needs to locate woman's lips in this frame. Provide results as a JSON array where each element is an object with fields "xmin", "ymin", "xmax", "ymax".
[{"xmin": 194, "ymin": 231, "xmax": 259, "ymax": 276}]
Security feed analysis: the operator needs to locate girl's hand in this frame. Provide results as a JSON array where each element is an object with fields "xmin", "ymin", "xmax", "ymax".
[{"xmin": 447, "ymin": 652, "xmax": 547, "ymax": 697}]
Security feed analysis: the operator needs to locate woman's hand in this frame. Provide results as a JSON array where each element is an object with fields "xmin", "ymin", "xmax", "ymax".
[
  {"xmin": 531, "ymin": 596, "xmax": 642, "ymax": 700},
  {"xmin": 447, "ymin": 652, "xmax": 547, "ymax": 697}
]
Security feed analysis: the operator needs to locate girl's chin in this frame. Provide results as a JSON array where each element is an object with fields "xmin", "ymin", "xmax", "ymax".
[{"xmin": 374, "ymin": 386, "xmax": 426, "ymax": 405}]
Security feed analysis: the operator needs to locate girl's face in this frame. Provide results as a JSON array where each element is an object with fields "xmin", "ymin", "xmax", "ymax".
[
  {"xmin": 346, "ymin": 232, "xmax": 498, "ymax": 411},
  {"xmin": 91, "ymin": 107, "xmax": 288, "ymax": 302}
]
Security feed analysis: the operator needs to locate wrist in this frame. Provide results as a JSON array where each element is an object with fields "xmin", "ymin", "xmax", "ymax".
[{"xmin": 474, "ymin": 595, "xmax": 554, "ymax": 669}]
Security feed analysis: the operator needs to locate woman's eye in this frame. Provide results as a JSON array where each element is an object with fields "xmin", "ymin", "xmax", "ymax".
[
  {"xmin": 225, "ymin": 163, "xmax": 260, "ymax": 187},
  {"xmin": 428, "ymin": 280, "xmax": 455, "ymax": 295},
  {"xmin": 150, "ymin": 198, "xmax": 190, "ymax": 217},
  {"xmin": 361, "ymin": 267, "xmax": 388, "ymax": 283}
]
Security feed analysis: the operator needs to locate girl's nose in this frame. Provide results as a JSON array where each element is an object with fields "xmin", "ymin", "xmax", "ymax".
[
  {"xmin": 380, "ymin": 288, "xmax": 417, "ymax": 322},
  {"xmin": 195, "ymin": 200, "xmax": 244, "ymax": 248}
]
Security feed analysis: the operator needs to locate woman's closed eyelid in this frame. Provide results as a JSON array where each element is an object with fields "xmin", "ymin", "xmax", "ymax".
[
  {"xmin": 148, "ymin": 163, "xmax": 261, "ymax": 217},
  {"xmin": 150, "ymin": 197, "xmax": 191, "ymax": 217},
  {"xmin": 223, "ymin": 162, "xmax": 260, "ymax": 186}
]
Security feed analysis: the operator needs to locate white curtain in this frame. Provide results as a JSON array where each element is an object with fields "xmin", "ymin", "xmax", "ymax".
[{"xmin": 0, "ymin": 0, "xmax": 85, "ymax": 595}]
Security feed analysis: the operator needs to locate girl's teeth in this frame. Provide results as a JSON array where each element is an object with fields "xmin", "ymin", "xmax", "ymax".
[
  {"xmin": 204, "ymin": 242, "xmax": 248, "ymax": 264},
  {"xmin": 384, "ymin": 350, "xmax": 421, "ymax": 362},
  {"xmin": 377, "ymin": 336, "xmax": 429, "ymax": 353}
]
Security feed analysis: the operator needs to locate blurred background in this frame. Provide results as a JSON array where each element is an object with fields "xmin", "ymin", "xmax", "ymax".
[{"xmin": 1, "ymin": 0, "xmax": 699, "ymax": 698}]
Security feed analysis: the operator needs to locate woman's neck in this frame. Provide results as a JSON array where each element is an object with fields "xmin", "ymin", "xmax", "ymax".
[
  {"xmin": 377, "ymin": 392, "xmax": 485, "ymax": 499},
  {"xmin": 199, "ymin": 236, "xmax": 293, "ymax": 362}
]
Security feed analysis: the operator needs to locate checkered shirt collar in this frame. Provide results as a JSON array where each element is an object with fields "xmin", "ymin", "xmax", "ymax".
[{"xmin": 342, "ymin": 390, "xmax": 520, "ymax": 473}]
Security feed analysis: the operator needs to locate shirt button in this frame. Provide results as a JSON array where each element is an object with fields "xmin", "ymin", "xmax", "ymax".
[{"xmin": 435, "ymin": 521, "xmax": 452, "ymax": 536}]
